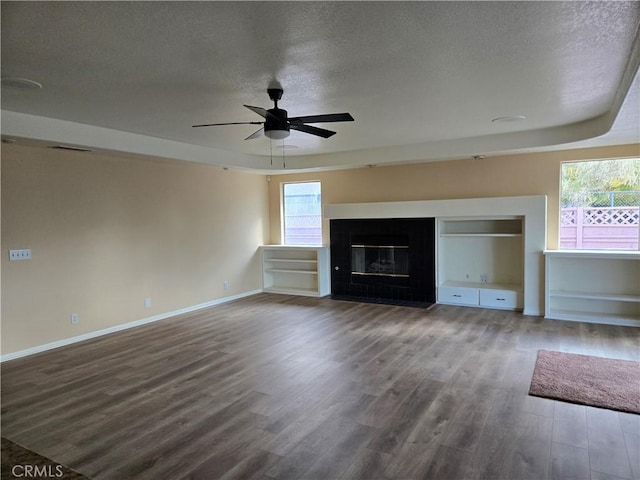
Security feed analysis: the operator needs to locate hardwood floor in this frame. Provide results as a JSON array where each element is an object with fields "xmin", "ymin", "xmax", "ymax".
[{"xmin": 2, "ymin": 293, "xmax": 639, "ymax": 480}]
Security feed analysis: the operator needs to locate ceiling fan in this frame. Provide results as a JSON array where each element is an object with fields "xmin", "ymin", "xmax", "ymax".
[{"xmin": 192, "ymin": 86, "xmax": 354, "ymax": 140}]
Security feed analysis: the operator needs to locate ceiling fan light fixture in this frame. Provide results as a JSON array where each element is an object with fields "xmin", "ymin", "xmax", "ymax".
[{"xmin": 265, "ymin": 129, "xmax": 290, "ymax": 140}]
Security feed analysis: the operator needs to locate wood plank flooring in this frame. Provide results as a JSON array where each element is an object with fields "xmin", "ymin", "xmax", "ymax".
[{"xmin": 2, "ymin": 293, "xmax": 639, "ymax": 480}]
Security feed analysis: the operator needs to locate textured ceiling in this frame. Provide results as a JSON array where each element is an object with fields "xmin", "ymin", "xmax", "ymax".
[{"xmin": 1, "ymin": 1, "xmax": 639, "ymax": 171}]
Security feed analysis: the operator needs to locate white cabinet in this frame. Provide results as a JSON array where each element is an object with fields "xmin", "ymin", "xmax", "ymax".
[
  {"xmin": 437, "ymin": 218, "xmax": 524, "ymax": 311},
  {"xmin": 261, "ymin": 245, "xmax": 330, "ymax": 297},
  {"xmin": 479, "ymin": 288, "xmax": 522, "ymax": 309},
  {"xmin": 544, "ymin": 250, "xmax": 640, "ymax": 326},
  {"xmin": 437, "ymin": 282, "xmax": 523, "ymax": 310},
  {"xmin": 438, "ymin": 283, "xmax": 479, "ymax": 306}
]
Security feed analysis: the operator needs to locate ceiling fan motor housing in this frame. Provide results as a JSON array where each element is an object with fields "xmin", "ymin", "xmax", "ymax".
[
  {"xmin": 265, "ymin": 107, "xmax": 290, "ymax": 137},
  {"xmin": 267, "ymin": 88, "xmax": 284, "ymax": 102}
]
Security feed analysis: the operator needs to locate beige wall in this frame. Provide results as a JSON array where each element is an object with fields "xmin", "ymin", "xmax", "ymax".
[
  {"xmin": 1, "ymin": 144, "xmax": 269, "ymax": 355},
  {"xmin": 3, "ymin": 141, "xmax": 638, "ymax": 355},
  {"xmin": 268, "ymin": 144, "xmax": 640, "ymax": 247}
]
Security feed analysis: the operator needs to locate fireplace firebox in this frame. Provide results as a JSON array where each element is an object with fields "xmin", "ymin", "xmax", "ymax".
[
  {"xmin": 351, "ymin": 244, "xmax": 409, "ymax": 277},
  {"xmin": 330, "ymin": 218, "xmax": 435, "ymax": 307}
]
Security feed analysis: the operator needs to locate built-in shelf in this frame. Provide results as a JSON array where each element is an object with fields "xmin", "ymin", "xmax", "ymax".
[
  {"xmin": 549, "ymin": 290, "xmax": 640, "ymax": 303},
  {"xmin": 547, "ymin": 309, "xmax": 640, "ymax": 327},
  {"xmin": 261, "ymin": 245, "xmax": 330, "ymax": 297},
  {"xmin": 265, "ymin": 268, "xmax": 319, "ymax": 275},
  {"xmin": 437, "ymin": 217, "xmax": 524, "ymax": 311},
  {"xmin": 440, "ymin": 233, "xmax": 522, "ymax": 238},
  {"xmin": 265, "ymin": 258, "xmax": 318, "ymax": 264},
  {"xmin": 439, "ymin": 218, "xmax": 523, "ymax": 235},
  {"xmin": 544, "ymin": 250, "xmax": 640, "ymax": 326},
  {"xmin": 442, "ymin": 280, "xmax": 523, "ymax": 291},
  {"xmin": 263, "ymin": 286, "xmax": 325, "ymax": 296}
]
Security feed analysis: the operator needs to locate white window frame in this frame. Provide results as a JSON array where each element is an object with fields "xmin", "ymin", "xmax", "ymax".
[
  {"xmin": 281, "ymin": 181, "xmax": 323, "ymax": 246},
  {"xmin": 559, "ymin": 157, "xmax": 640, "ymax": 251}
]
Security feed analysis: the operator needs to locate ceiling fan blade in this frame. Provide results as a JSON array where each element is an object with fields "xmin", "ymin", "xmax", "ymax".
[
  {"xmin": 244, "ymin": 128, "xmax": 264, "ymax": 140},
  {"xmin": 290, "ymin": 124, "xmax": 336, "ymax": 138},
  {"xmin": 289, "ymin": 113, "xmax": 354, "ymax": 124},
  {"xmin": 192, "ymin": 121, "xmax": 262, "ymax": 128},
  {"xmin": 244, "ymin": 105, "xmax": 270, "ymax": 118}
]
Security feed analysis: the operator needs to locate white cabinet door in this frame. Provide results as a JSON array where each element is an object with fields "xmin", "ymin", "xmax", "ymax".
[
  {"xmin": 479, "ymin": 289, "xmax": 520, "ymax": 309},
  {"xmin": 438, "ymin": 286, "xmax": 479, "ymax": 306}
]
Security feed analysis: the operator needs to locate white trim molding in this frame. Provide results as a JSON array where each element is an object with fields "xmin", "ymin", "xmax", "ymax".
[{"xmin": 0, "ymin": 290, "xmax": 262, "ymax": 363}]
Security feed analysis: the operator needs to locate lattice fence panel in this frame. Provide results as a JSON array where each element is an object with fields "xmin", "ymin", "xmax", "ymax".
[
  {"xmin": 561, "ymin": 208, "xmax": 577, "ymax": 226},
  {"xmin": 583, "ymin": 207, "xmax": 640, "ymax": 225}
]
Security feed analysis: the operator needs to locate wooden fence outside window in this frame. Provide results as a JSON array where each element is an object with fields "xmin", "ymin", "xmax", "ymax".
[{"xmin": 560, "ymin": 206, "xmax": 639, "ymax": 250}]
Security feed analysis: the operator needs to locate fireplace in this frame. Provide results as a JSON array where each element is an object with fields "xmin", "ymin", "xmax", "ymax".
[
  {"xmin": 352, "ymin": 244, "xmax": 409, "ymax": 277},
  {"xmin": 349, "ymin": 233, "xmax": 410, "ymax": 287},
  {"xmin": 330, "ymin": 218, "xmax": 435, "ymax": 307}
]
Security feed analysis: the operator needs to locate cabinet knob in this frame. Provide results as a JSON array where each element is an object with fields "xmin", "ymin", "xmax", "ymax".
[{"xmin": 334, "ymin": 266, "xmax": 340, "ymax": 270}]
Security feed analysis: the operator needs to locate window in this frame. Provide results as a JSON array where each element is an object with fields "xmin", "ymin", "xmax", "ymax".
[
  {"xmin": 560, "ymin": 158, "xmax": 640, "ymax": 250},
  {"xmin": 282, "ymin": 181, "xmax": 322, "ymax": 245}
]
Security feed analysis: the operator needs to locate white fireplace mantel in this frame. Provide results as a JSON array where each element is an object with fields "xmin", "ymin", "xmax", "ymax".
[{"xmin": 324, "ymin": 195, "xmax": 547, "ymax": 316}]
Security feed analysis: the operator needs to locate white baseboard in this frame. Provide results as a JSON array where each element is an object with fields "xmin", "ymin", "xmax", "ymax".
[{"xmin": 0, "ymin": 290, "xmax": 262, "ymax": 363}]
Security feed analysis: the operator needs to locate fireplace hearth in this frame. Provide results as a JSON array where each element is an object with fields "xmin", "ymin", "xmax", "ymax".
[{"xmin": 330, "ymin": 218, "xmax": 435, "ymax": 307}]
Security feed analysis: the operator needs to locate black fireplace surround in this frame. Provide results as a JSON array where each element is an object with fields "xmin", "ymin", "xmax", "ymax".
[{"xmin": 330, "ymin": 218, "xmax": 436, "ymax": 307}]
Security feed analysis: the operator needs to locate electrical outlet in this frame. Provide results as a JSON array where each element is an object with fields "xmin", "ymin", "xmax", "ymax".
[
  {"xmin": 145, "ymin": 298, "xmax": 151, "ymax": 309},
  {"xmin": 71, "ymin": 313, "xmax": 79, "ymax": 324},
  {"xmin": 223, "ymin": 280, "xmax": 229, "ymax": 290},
  {"xmin": 9, "ymin": 249, "xmax": 31, "ymax": 261},
  {"xmin": 480, "ymin": 274, "xmax": 488, "ymax": 283}
]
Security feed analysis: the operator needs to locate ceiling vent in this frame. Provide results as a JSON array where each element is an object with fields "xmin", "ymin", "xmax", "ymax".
[{"xmin": 51, "ymin": 145, "xmax": 93, "ymax": 152}]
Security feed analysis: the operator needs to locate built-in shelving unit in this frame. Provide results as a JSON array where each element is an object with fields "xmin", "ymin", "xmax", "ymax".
[
  {"xmin": 261, "ymin": 245, "xmax": 330, "ymax": 297},
  {"xmin": 437, "ymin": 217, "xmax": 524, "ymax": 310},
  {"xmin": 544, "ymin": 250, "xmax": 640, "ymax": 326}
]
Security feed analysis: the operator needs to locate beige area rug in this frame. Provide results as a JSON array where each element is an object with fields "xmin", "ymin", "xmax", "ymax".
[
  {"xmin": 1, "ymin": 437, "xmax": 91, "ymax": 480},
  {"xmin": 529, "ymin": 350, "xmax": 640, "ymax": 414}
]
